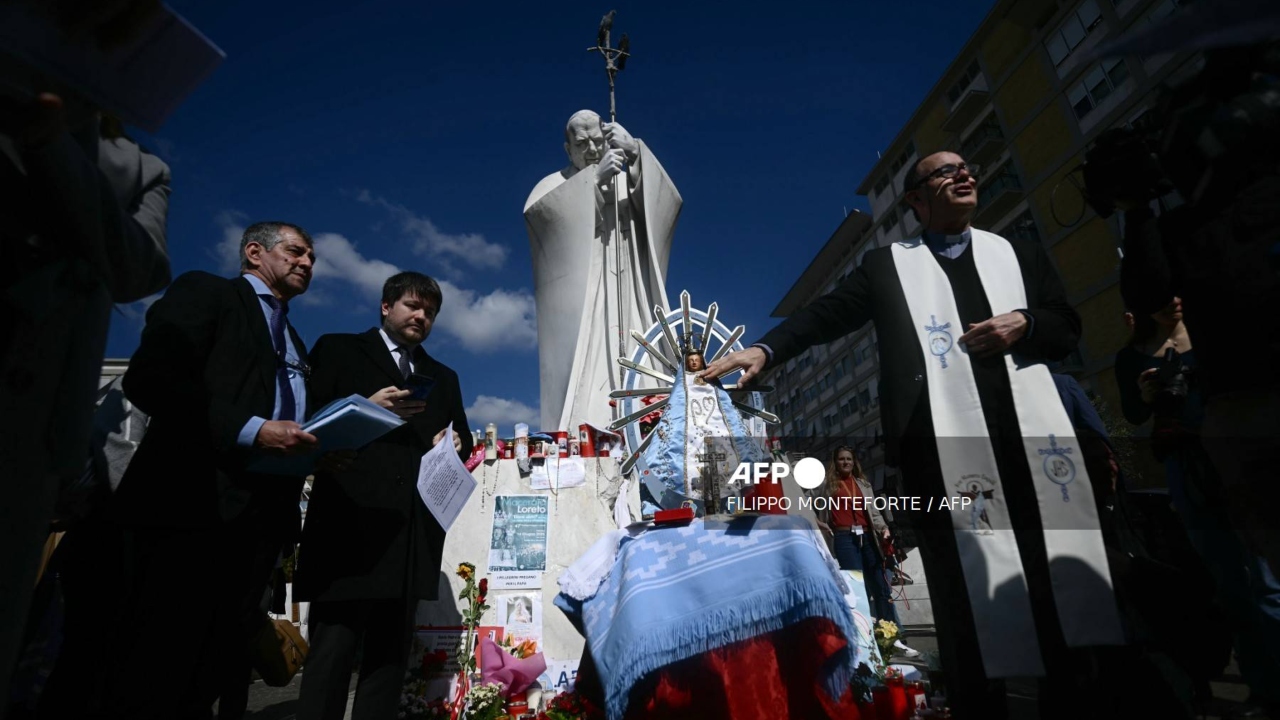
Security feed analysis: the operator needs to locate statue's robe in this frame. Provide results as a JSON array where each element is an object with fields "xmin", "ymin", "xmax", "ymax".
[{"xmin": 523, "ymin": 141, "xmax": 681, "ymax": 431}]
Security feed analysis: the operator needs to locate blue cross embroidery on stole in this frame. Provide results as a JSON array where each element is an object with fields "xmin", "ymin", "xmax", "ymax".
[
  {"xmin": 925, "ymin": 315, "xmax": 954, "ymax": 369},
  {"xmin": 1038, "ymin": 434, "xmax": 1078, "ymax": 501}
]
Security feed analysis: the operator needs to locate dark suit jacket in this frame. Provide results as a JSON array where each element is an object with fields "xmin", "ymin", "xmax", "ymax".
[
  {"xmin": 757, "ymin": 235, "xmax": 1079, "ymax": 463},
  {"xmin": 116, "ymin": 272, "xmax": 309, "ymax": 533},
  {"xmin": 293, "ymin": 328, "xmax": 473, "ymax": 603}
]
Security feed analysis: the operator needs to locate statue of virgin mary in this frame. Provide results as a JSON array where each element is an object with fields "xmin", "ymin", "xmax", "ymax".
[{"xmin": 637, "ymin": 339, "xmax": 770, "ymax": 516}]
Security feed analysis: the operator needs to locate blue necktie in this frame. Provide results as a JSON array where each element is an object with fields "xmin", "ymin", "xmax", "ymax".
[{"xmin": 261, "ymin": 294, "xmax": 297, "ymax": 422}]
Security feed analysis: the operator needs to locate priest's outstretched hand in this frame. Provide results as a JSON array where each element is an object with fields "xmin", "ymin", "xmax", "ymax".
[
  {"xmin": 700, "ymin": 346, "xmax": 768, "ymax": 386},
  {"xmin": 958, "ymin": 311, "xmax": 1029, "ymax": 357}
]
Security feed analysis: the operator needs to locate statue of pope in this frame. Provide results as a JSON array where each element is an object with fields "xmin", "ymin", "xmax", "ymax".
[{"xmin": 524, "ymin": 110, "xmax": 682, "ymax": 431}]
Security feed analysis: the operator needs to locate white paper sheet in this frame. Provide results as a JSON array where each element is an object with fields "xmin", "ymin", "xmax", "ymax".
[
  {"xmin": 527, "ymin": 457, "xmax": 585, "ymax": 490},
  {"xmin": 417, "ymin": 426, "xmax": 476, "ymax": 532}
]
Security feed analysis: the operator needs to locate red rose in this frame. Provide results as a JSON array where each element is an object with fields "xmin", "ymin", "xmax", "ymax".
[{"xmin": 479, "ymin": 578, "xmax": 488, "ymax": 596}]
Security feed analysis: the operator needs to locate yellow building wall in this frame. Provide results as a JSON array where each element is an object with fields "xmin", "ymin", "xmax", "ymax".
[
  {"xmin": 1049, "ymin": 218, "xmax": 1121, "ymax": 297},
  {"xmin": 994, "ymin": 56, "xmax": 1050, "ymax": 128},
  {"xmin": 1030, "ymin": 157, "xmax": 1087, "ymax": 237},
  {"xmin": 914, "ymin": 102, "xmax": 952, "ymax": 156},
  {"xmin": 1015, "ymin": 103, "xmax": 1074, "ymax": 179},
  {"xmin": 1076, "ymin": 284, "xmax": 1128, "ymax": 367},
  {"xmin": 980, "ymin": 20, "xmax": 1033, "ymax": 81}
]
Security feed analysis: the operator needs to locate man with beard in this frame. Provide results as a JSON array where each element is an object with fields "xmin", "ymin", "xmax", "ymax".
[{"xmin": 294, "ymin": 271, "xmax": 472, "ymax": 720}]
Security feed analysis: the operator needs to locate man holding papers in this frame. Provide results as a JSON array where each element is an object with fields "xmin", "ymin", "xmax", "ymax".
[
  {"xmin": 44, "ymin": 222, "xmax": 326, "ymax": 718},
  {"xmin": 294, "ymin": 271, "xmax": 472, "ymax": 720}
]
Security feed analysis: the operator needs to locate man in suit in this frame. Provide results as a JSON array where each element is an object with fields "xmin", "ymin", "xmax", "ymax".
[
  {"xmin": 41, "ymin": 222, "xmax": 324, "ymax": 719},
  {"xmin": 294, "ymin": 271, "xmax": 473, "ymax": 720},
  {"xmin": 703, "ymin": 151, "xmax": 1106, "ymax": 720}
]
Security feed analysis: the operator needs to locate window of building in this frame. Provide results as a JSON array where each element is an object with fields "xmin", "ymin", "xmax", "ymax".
[
  {"xmin": 888, "ymin": 142, "xmax": 917, "ymax": 176},
  {"xmin": 874, "ymin": 175, "xmax": 889, "ymax": 196},
  {"xmin": 984, "ymin": 161, "xmax": 1022, "ymax": 194},
  {"xmin": 946, "ymin": 59, "xmax": 983, "ymax": 105},
  {"xmin": 1147, "ymin": 0, "xmax": 1180, "ymax": 22},
  {"xmin": 885, "ymin": 210, "xmax": 899, "ymax": 231},
  {"xmin": 1068, "ymin": 58, "xmax": 1130, "ymax": 119},
  {"xmin": 1000, "ymin": 209, "xmax": 1041, "ymax": 243},
  {"xmin": 858, "ymin": 387, "xmax": 871, "ymax": 412},
  {"xmin": 1045, "ymin": 0, "xmax": 1103, "ymax": 67}
]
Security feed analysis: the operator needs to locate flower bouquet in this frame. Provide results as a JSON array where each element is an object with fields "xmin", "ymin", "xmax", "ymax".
[{"xmin": 535, "ymin": 690, "xmax": 604, "ymax": 720}]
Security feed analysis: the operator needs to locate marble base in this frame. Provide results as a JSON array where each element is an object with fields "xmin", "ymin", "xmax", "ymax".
[{"xmin": 415, "ymin": 457, "xmax": 640, "ymax": 662}]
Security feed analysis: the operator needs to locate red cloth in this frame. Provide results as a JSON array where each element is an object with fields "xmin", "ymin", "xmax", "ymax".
[
  {"xmin": 576, "ymin": 616, "xmax": 864, "ymax": 720},
  {"xmin": 830, "ymin": 479, "xmax": 869, "ymax": 530},
  {"xmin": 744, "ymin": 478, "xmax": 787, "ymax": 514}
]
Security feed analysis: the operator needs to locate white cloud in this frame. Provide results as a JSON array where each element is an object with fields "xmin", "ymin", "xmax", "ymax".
[
  {"xmin": 465, "ymin": 395, "xmax": 540, "ymax": 429},
  {"xmin": 211, "ymin": 210, "xmax": 249, "ymax": 273},
  {"xmin": 311, "ymin": 232, "xmax": 401, "ymax": 298},
  {"xmin": 115, "ymin": 291, "xmax": 163, "ymax": 321},
  {"xmin": 206, "ymin": 214, "xmax": 534, "ymax": 354},
  {"xmin": 435, "ymin": 280, "xmax": 537, "ymax": 352},
  {"xmin": 356, "ymin": 190, "xmax": 508, "ymax": 271}
]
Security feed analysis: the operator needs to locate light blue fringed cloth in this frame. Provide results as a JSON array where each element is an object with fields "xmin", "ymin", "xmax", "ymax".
[{"xmin": 554, "ymin": 514, "xmax": 858, "ymax": 720}]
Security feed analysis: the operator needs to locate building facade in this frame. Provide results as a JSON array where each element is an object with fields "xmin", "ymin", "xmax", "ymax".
[{"xmin": 760, "ymin": 211, "xmax": 900, "ymax": 492}]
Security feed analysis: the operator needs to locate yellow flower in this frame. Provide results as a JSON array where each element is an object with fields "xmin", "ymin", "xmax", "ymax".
[
  {"xmin": 875, "ymin": 619, "xmax": 899, "ymax": 639},
  {"xmin": 456, "ymin": 563, "xmax": 475, "ymax": 581}
]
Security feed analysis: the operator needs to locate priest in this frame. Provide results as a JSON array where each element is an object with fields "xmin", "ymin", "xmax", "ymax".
[
  {"xmin": 524, "ymin": 110, "xmax": 681, "ymax": 431},
  {"xmin": 702, "ymin": 151, "xmax": 1124, "ymax": 720}
]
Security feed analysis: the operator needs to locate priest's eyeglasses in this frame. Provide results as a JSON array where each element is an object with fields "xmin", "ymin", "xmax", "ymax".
[{"xmin": 908, "ymin": 162, "xmax": 979, "ymax": 190}]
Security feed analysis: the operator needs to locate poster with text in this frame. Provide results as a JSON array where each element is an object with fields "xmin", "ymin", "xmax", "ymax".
[{"xmin": 488, "ymin": 495, "xmax": 549, "ymax": 589}]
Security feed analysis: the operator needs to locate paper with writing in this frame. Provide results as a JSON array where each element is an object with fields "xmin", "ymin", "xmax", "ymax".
[{"xmin": 417, "ymin": 425, "xmax": 476, "ymax": 532}]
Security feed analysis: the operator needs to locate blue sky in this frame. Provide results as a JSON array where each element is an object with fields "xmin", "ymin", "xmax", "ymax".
[{"xmin": 112, "ymin": 0, "xmax": 995, "ymax": 430}]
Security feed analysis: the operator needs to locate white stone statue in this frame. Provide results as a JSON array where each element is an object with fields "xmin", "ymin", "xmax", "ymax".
[{"xmin": 524, "ymin": 110, "xmax": 682, "ymax": 431}]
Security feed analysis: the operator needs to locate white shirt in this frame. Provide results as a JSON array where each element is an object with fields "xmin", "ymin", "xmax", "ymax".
[{"xmin": 378, "ymin": 328, "xmax": 416, "ymax": 376}]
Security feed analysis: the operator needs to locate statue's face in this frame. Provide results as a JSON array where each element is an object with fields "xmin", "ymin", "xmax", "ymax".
[
  {"xmin": 685, "ymin": 353, "xmax": 705, "ymax": 372},
  {"xmin": 565, "ymin": 117, "xmax": 605, "ymax": 170}
]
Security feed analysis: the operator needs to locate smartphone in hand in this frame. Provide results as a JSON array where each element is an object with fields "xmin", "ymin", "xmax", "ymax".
[{"xmin": 405, "ymin": 372, "xmax": 436, "ymax": 401}]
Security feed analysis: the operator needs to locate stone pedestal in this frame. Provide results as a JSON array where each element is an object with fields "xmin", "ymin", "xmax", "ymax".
[{"xmin": 415, "ymin": 457, "xmax": 640, "ymax": 663}]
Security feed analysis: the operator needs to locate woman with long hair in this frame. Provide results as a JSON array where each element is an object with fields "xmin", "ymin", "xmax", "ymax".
[{"xmin": 817, "ymin": 445, "xmax": 917, "ymax": 656}]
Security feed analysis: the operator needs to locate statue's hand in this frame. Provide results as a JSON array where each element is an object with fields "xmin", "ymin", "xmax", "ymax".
[
  {"xmin": 594, "ymin": 147, "xmax": 626, "ymax": 184},
  {"xmin": 603, "ymin": 122, "xmax": 639, "ymax": 160}
]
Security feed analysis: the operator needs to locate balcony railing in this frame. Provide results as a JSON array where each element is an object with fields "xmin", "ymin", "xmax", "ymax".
[
  {"xmin": 975, "ymin": 172, "xmax": 1023, "ymax": 225},
  {"xmin": 941, "ymin": 88, "xmax": 991, "ymax": 133},
  {"xmin": 960, "ymin": 123, "xmax": 1004, "ymax": 167}
]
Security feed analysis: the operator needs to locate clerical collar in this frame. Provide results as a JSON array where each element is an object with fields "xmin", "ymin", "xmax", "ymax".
[{"xmin": 922, "ymin": 227, "xmax": 972, "ymax": 259}]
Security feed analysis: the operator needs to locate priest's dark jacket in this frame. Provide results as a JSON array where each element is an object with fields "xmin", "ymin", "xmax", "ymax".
[
  {"xmin": 757, "ymin": 233, "xmax": 1080, "ymax": 464},
  {"xmin": 293, "ymin": 328, "xmax": 473, "ymax": 603}
]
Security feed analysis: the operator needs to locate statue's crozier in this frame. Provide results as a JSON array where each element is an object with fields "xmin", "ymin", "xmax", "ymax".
[{"xmin": 524, "ymin": 110, "xmax": 682, "ymax": 431}]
